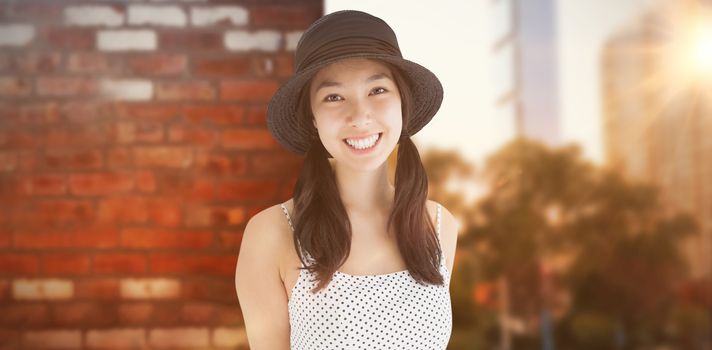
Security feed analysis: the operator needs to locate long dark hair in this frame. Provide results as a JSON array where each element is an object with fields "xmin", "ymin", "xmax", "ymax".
[{"xmin": 291, "ymin": 59, "xmax": 443, "ymax": 293}]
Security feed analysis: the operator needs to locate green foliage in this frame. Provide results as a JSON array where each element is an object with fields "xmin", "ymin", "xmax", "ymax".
[{"xmin": 421, "ymin": 136, "xmax": 706, "ymax": 349}]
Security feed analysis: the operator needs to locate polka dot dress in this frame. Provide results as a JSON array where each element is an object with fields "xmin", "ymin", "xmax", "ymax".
[{"xmin": 281, "ymin": 203, "xmax": 452, "ymax": 350}]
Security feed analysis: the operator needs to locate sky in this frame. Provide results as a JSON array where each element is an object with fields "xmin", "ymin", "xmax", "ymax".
[{"xmin": 325, "ymin": 0, "xmax": 661, "ymax": 169}]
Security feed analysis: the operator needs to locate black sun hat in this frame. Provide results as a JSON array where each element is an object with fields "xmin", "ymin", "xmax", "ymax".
[{"xmin": 266, "ymin": 10, "xmax": 444, "ymax": 156}]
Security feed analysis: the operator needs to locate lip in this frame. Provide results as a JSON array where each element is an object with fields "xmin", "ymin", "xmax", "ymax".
[{"xmin": 343, "ymin": 132, "xmax": 382, "ymax": 155}]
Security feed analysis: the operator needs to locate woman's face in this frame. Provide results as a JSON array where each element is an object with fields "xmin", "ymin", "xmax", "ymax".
[{"xmin": 309, "ymin": 58, "xmax": 403, "ymax": 171}]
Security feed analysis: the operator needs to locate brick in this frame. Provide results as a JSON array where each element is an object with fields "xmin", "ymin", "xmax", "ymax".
[
  {"xmin": 285, "ymin": 30, "xmax": 303, "ymax": 51},
  {"xmin": 215, "ymin": 179, "xmax": 279, "ymax": 201},
  {"xmin": 120, "ymin": 278, "xmax": 180, "ymax": 299},
  {"xmin": 181, "ymin": 302, "xmax": 215, "ymax": 323},
  {"xmin": 192, "ymin": 56, "xmax": 252, "ymax": 77},
  {"xmin": 190, "ymin": 6, "xmax": 247, "ymax": 26},
  {"xmin": 0, "ymin": 228, "xmax": 10, "ymax": 248},
  {"xmin": 0, "ymin": 304, "xmax": 49, "ymax": 327},
  {"xmin": 98, "ymin": 30, "xmax": 157, "ymax": 51},
  {"xmin": 126, "ymin": 54, "xmax": 186, "ymax": 76},
  {"xmin": 1, "ymin": 101, "xmax": 60, "ymax": 125},
  {"xmin": 75, "ymin": 278, "xmax": 120, "ymax": 299},
  {"xmin": 224, "ymin": 30, "xmax": 280, "ymax": 52},
  {"xmin": 250, "ymin": 6, "xmax": 316, "ymax": 28},
  {"xmin": 0, "ymin": 54, "xmax": 7, "ymax": 71},
  {"xmin": 117, "ymin": 303, "xmax": 153, "ymax": 324},
  {"xmin": 0, "ymin": 77, "xmax": 32, "ymax": 97},
  {"xmin": 66, "ymin": 52, "xmax": 119, "ymax": 74},
  {"xmin": 52, "ymin": 302, "xmax": 115, "ymax": 326},
  {"xmin": 213, "ymin": 327, "xmax": 247, "ymax": 348},
  {"xmin": 167, "ymin": 125, "xmax": 217, "ymax": 146},
  {"xmin": 0, "ymin": 329, "xmax": 20, "ymax": 349},
  {"xmin": 45, "ymin": 125, "xmax": 113, "ymax": 147},
  {"xmin": 183, "ymin": 104, "xmax": 244, "ymax": 125},
  {"xmin": 96, "ymin": 197, "xmax": 150, "ymax": 224},
  {"xmin": 149, "ymin": 175, "xmax": 214, "ymax": 200},
  {"xmin": 93, "ymin": 254, "xmax": 146, "ymax": 274},
  {"xmin": 134, "ymin": 170, "xmax": 156, "ymax": 193},
  {"xmin": 221, "ymin": 128, "xmax": 279, "ymax": 150},
  {"xmin": 0, "ymin": 24, "xmax": 35, "ymax": 47},
  {"xmin": 120, "ymin": 228, "xmax": 213, "ymax": 249},
  {"xmin": 220, "ymin": 79, "xmax": 278, "ymax": 101},
  {"xmin": 144, "ymin": 200, "xmax": 184, "ymax": 229},
  {"xmin": 0, "ymin": 255, "xmax": 38, "ymax": 275},
  {"xmin": 185, "ymin": 205, "xmax": 245, "ymax": 227},
  {"xmin": 218, "ymin": 230, "xmax": 243, "ymax": 251},
  {"xmin": 99, "ymin": 79, "xmax": 153, "ymax": 101},
  {"xmin": 115, "ymin": 103, "xmax": 180, "ymax": 122},
  {"xmin": 36, "ymin": 77, "xmax": 98, "ymax": 97},
  {"xmin": 159, "ymin": 31, "xmax": 222, "ymax": 51},
  {"xmin": 180, "ymin": 278, "xmax": 235, "ymax": 303},
  {"xmin": 86, "ymin": 329, "xmax": 146, "ymax": 349},
  {"xmin": 11, "ymin": 3, "xmax": 64, "ymax": 22},
  {"xmin": 69, "ymin": 172, "xmax": 135, "ymax": 196},
  {"xmin": 106, "ymin": 147, "xmax": 133, "ymax": 168},
  {"xmin": 149, "ymin": 328, "xmax": 209, "ymax": 348},
  {"xmin": 248, "ymin": 152, "xmax": 302, "ymax": 176},
  {"xmin": 44, "ymin": 149, "xmax": 103, "ymax": 170},
  {"xmin": 12, "ymin": 279, "xmax": 73, "ymax": 300},
  {"xmin": 215, "ymin": 307, "xmax": 242, "ymax": 325},
  {"xmin": 194, "ymin": 151, "xmax": 247, "ymax": 177},
  {"xmin": 59, "ymin": 101, "xmax": 113, "ymax": 124},
  {"xmin": 44, "ymin": 28, "xmax": 94, "ymax": 49},
  {"xmin": 13, "ymin": 227, "xmax": 119, "ymax": 249},
  {"xmin": 41, "ymin": 254, "xmax": 90, "ymax": 275},
  {"xmin": 18, "ymin": 174, "xmax": 67, "ymax": 196},
  {"xmin": 133, "ymin": 146, "xmax": 193, "ymax": 168},
  {"xmin": 128, "ymin": 5, "xmax": 186, "ymax": 27},
  {"xmin": 64, "ymin": 6, "xmax": 125, "ymax": 27},
  {"xmin": 245, "ymin": 105, "xmax": 268, "ymax": 126},
  {"xmin": 273, "ymin": 53, "xmax": 295, "ymax": 77},
  {"xmin": 155, "ymin": 81, "xmax": 215, "ymax": 101},
  {"xmin": 150, "ymin": 254, "xmax": 235, "ymax": 276},
  {"xmin": 12, "ymin": 200, "xmax": 96, "ymax": 228},
  {"xmin": 112, "ymin": 121, "xmax": 164, "ymax": 144},
  {"xmin": 22, "ymin": 330, "xmax": 81, "ymax": 349},
  {"xmin": 13, "ymin": 52, "xmax": 63, "ymax": 74}
]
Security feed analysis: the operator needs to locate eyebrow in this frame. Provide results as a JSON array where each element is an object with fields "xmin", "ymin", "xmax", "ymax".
[{"xmin": 313, "ymin": 73, "xmax": 392, "ymax": 94}]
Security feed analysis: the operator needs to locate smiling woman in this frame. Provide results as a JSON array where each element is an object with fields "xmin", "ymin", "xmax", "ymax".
[{"xmin": 234, "ymin": 9, "xmax": 457, "ymax": 350}]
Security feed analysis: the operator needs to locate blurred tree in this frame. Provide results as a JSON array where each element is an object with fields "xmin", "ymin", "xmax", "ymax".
[{"xmin": 420, "ymin": 137, "xmax": 704, "ymax": 349}]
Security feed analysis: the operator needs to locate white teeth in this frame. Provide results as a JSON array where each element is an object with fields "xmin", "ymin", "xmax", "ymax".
[{"xmin": 345, "ymin": 133, "xmax": 379, "ymax": 150}]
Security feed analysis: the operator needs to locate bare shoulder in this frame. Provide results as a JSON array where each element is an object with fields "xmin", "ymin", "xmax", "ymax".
[
  {"xmin": 427, "ymin": 199, "xmax": 459, "ymax": 274},
  {"xmin": 234, "ymin": 200, "xmax": 293, "ymax": 348},
  {"xmin": 239, "ymin": 200, "xmax": 293, "ymax": 264}
]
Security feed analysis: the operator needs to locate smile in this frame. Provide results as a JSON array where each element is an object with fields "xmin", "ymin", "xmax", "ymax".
[{"xmin": 343, "ymin": 133, "xmax": 382, "ymax": 153}]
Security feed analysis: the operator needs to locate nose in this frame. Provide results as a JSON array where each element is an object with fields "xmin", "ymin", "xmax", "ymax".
[{"xmin": 346, "ymin": 97, "xmax": 371, "ymax": 128}]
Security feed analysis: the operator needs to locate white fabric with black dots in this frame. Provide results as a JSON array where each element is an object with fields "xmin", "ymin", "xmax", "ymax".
[{"xmin": 280, "ymin": 203, "xmax": 452, "ymax": 350}]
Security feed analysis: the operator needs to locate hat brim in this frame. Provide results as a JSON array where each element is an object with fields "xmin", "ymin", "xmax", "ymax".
[{"xmin": 267, "ymin": 53, "xmax": 443, "ymax": 155}]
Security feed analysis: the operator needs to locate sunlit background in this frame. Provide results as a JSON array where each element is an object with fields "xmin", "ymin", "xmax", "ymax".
[{"xmin": 0, "ymin": 0, "xmax": 710, "ymax": 349}]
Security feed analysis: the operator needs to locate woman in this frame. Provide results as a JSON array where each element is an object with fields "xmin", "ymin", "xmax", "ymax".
[{"xmin": 235, "ymin": 10, "xmax": 459, "ymax": 349}]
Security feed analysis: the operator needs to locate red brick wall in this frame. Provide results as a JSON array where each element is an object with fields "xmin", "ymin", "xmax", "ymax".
[{"xmin": 0, "ymin": 1, "xmax": 319, "ymax": 348}]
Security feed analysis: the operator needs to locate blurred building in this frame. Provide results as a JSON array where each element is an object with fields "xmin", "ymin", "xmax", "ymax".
[
  {"xmin": 490, "ymin": 0, "xmax": 561, "ymax": 146},
  {"xmin": 601, "ymin": 3, "xmax": 712, "ymax": 278}
]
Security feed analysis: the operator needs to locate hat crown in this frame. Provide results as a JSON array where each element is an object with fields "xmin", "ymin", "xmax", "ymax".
[{"xmin": 294, "ymin": 10, "xmax": 402, "ymax": 72}]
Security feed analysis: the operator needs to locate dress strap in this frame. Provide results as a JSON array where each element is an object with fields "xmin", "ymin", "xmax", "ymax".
[
  {"xmin": 436, "ymin": 203, "xmax": 442, "ymax": 240},
  {"xmin": 280, "ymin": 203, "xmax": 313, "ymax": 267}
]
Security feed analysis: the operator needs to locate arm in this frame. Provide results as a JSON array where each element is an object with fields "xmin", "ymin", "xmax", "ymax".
[{"xmin": 235, "ymin": 209, "xmax": 291, "ymax": 350}]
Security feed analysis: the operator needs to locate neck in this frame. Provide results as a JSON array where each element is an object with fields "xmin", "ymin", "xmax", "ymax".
[{"xmin": 332, "ymin": 160, "xmax": 395, "ymax": 213}]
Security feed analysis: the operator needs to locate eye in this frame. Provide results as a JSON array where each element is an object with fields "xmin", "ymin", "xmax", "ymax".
[
  {"xmin": 370, "ymin": 87, "xmax": 387, "ymax": 95},
  {"xmin": 324, "ymin": 94, "xmax": 343, "ymax": 102}
]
